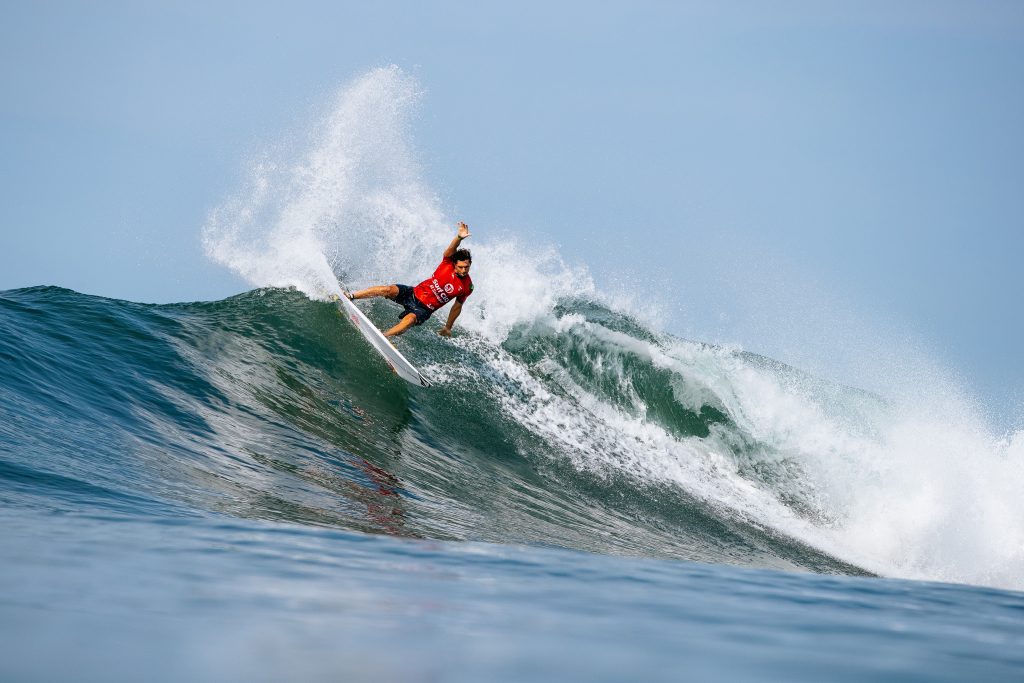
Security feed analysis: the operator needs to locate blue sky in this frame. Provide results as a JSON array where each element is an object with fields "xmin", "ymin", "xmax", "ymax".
[{"xmin": 2, "ymin": 1, "xmax": 1022, "ymax": 424}]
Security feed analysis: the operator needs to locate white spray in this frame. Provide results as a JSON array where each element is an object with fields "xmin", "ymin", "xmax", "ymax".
[{"xmin": 203, "ymin": 66, "xmax": 1024, "ymax": 591}]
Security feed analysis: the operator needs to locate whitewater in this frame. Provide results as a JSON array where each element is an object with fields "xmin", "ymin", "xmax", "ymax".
[
  {"xmin": 3, "ymin": 67, "xmax": 1023, "ymax": 681},
  {"xmin": 204, "ymin": 66, "xmax": 1023, "ymax": 591}
]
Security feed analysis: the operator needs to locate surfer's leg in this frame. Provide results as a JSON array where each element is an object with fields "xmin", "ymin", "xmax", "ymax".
[
  {"xmin": 384, "ymin": 313, "xmax": 418, "ymax": 338},
  {"xmin": 351, "ymin": 285, "xmax": 399, "ymax": 300}
]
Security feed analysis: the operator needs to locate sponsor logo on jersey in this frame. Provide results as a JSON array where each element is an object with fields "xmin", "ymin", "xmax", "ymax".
[{"xmin": 429, "ymin": 279, "xmax": 449, "ymax": 305}]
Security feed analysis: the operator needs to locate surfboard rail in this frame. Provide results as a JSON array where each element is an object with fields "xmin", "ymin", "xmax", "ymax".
[{"xmin": 333, "ymin": 293, "xmax": 430, "ymax": 387}]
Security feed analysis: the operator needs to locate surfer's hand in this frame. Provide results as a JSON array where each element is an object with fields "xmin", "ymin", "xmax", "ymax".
[
  {"xmin": 438, "ymin": 327, "xmax": 452, "ymax": 337},
  {"xmin": 457, "ymin": 222, "xmax": 470, "ymax": 240}
]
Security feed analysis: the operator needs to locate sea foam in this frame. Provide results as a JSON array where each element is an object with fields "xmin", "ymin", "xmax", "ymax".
[{"xmin": 204, "ymin": 66, "xmax": 1023, "ymax": 590}]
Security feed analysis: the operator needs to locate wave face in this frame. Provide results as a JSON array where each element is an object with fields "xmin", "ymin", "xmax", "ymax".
[{"xmin": 2, "ymin": 283, "xmax": 1021, "ymax": 589}]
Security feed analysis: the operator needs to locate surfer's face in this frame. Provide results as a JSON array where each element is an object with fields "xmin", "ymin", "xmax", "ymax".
[{"xmin": 453, "ymin": 260, "xmax": 471, "ymax": 278}]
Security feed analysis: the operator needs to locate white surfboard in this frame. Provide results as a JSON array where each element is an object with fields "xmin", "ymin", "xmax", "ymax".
[{"xmin": 333, "ymin": 293, "xmax": 430, "ymax": 387}]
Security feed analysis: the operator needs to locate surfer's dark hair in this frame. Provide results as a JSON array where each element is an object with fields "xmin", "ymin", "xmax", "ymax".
[{"xmin": 452, "ymin": 248, "xmax": 472, "ymax": 263}]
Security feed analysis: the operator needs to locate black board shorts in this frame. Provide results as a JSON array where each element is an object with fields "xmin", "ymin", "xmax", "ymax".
[{"xmin": 394, "ymin": 285, "xmax": 433, "ymax": 326}]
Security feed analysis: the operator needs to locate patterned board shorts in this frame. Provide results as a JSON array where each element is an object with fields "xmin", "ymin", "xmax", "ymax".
[{"xmin": 393, "ymin": 285, "xmax": 433, "ymax": 325}]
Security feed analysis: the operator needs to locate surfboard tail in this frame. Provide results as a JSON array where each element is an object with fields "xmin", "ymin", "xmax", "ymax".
[{"xmin": 334, "ymin": 296, "xmax": 431, "ymax": 387}]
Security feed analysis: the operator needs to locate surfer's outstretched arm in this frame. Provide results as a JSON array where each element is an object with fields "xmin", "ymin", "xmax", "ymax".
[
  {"xmin": 443, "ymin": 222, "xmax": 471, "ymax": 260},
  {"xmin": 438, "ymin": 301, "xmax": 463, "ymax": 337}
]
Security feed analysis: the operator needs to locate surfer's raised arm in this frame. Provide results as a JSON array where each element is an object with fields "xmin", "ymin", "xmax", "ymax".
[{"xmin": 443, "ymin": 222, "xmax": 471, "ymax": 260}]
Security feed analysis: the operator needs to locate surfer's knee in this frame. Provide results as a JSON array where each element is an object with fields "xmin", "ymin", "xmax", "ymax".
[{"xmin": 385, "ymin": 314, "xmax": 416, "ymax": 337}]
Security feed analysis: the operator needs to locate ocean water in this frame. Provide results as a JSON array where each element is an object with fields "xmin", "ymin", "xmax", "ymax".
[
  {"xmin": 3, "ymin": 66, "xmax": 1023, "ymax": 680},
  {"xmin": 2, "ymin": 286, "xmax": 1022, "ymax": 681}
]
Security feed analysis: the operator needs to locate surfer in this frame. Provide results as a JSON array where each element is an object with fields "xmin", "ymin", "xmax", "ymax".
[{"xmin": 348, "ymin": 222, "xmax": 474, "ymax": 338}]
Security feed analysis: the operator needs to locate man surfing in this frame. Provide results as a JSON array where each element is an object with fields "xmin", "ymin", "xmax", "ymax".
[{"xmin": 347, "ymin": 222, "xmax": 474, "ymax": 338}]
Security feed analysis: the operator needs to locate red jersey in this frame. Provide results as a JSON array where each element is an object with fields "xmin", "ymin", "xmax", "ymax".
[{"xmin": 413, "ymin": 258, "xmax": 474, "ymax": 311}]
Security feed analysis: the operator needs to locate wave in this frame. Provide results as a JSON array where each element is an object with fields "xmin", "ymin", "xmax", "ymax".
[
  {"xmin": 6, "ymin": 67, "xmax": 1019, "ymax": 590},
  {"xmin": 0, "ymin": 285, "xmax": 849, "ymax": 569},
  {"xmin": 2, "ymin": 284, "xmax": 1022, "ymax": 589}
]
